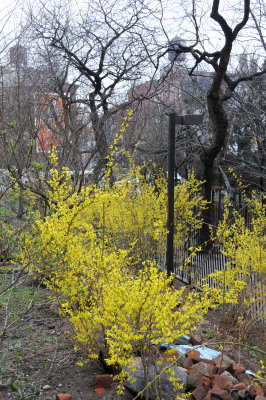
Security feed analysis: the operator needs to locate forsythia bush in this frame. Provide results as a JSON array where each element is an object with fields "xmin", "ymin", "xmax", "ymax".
[
  {"xmin": 209, "ymin": 196, "xmax": 266, "ymax": 318},
  {"xmin": 20, "ymin": 112, "xmax": 214, "ymax": 396},
  {"xmin": 86, "ymin": 162, "xmax": 207, "ymax": 265}
]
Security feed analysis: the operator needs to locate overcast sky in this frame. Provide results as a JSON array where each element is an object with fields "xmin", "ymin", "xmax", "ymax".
[{"xmin": 1, "ymin": 0, "xmax": 265, "ymax": 71}]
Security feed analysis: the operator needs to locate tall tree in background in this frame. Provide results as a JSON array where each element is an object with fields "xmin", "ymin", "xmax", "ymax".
[
  {"xmin": 29, "ymin": 0, "xmax": 164, "ymax": 181},
  {"xmin": 123, "ymin": 67, "xmax": 210, "ymax": 177},
  {"xmin": 220, "ymin": 57, "xmax": 266, "ymax": 197},
  {"xmin": 0, "ymin": 42, "xmax": 86, "ymax": 216},
  {"xmin": 164, "ymin": 0, "xmax": 266, "ymax": 245}
]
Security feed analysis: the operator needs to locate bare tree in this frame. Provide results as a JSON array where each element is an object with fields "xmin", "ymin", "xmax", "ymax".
[
  {"xmin": 0, "ymin": 36, "xmax": 96, "ymax": 216},
  {"xmin": 222, "ymin": 57, "xmax": 266, "ymax": 194},
  {"xmin": 162, "ymin": 0, "xmax": 266, "ymax": 245},
  {"xmin": 27, "ymin": 0, "xmax": 165, "ymax": 181},
  {"xmin": 123, "ymin": 66, "xmax": 210, "ymax": 178}
]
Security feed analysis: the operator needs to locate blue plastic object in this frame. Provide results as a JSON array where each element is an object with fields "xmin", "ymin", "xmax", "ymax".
[{"xmin": 160, "ymin": 341, "xmax": 221, "ymax": 360}]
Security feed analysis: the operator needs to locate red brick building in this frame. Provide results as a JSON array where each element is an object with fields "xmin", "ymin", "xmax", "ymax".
[{"xmin": 36, "ymin": 94, "xmax": 65, "ymax": 152}]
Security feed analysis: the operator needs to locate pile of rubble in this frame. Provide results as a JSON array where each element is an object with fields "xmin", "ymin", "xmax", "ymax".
[
  {"xmin": 93, "ymin": 335, "xmax": 265, "ymax": 399},
  {"xmin": 159, "ymin": 335, "xmax": 266, "ymax": 400},
  {"xmin": 119, "ymin": 334, "xmax": 265, "ymax": 400}
]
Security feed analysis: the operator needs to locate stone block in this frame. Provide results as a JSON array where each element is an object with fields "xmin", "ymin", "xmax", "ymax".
[
  {"xmin": 183, "ymin": 357, "xmax": 194, "ymax": 369},
  {"xmin": 0, "ymin": 379, "xmax": 11, "ymax": 391},
  {"xmin": 237, "ymin": 389, "xmax": 247, "ymax": 399},
  {"xmin": 194, "ymin": 362, "xmax": 217, "ymax": 378},
  {"xmin": 188, "ymin": 370, "xmax": 203, "ymax": 389},
  {"xmin": 124, "ymin": 365, "xmax": 188, "ymax": 399}
]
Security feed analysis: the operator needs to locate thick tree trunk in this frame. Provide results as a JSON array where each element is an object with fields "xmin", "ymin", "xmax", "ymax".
[
  {"xmin": 200, "ymin": 84, "xmax": 229, "ymax": 248},
  {"xmin": 89, "ymin": 95, "xmax": 109, "ymax": 183},
  {"xmin": 258, "ymin": 142, "xmax": 265, "ymax": 194},
  {"xmin": 201, "ymin": 160, "xmax": 214, "ymax": 249}
]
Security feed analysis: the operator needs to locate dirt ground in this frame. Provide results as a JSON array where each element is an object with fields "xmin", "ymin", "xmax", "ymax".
[
  {"xmin": 0, "ymin": 273, "xmax": 264, "ymax": 400},
  {"xmin": 0, "ymin": 275, "xmax": 135, "ymax": 400}
]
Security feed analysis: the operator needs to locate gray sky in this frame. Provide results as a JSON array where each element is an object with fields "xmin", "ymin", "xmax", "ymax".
[{"xmin": 1, "ymin": 0, "xmax": 265, "ymax": 71}]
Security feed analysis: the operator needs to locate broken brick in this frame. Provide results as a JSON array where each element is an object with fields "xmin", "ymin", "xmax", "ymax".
[
  {"xmin": 56, "ymin": 394, "xmax": 72, "ymax": 400},
  {"xmin": 248, "ymin": 384, "xmax": 264, "ymax": 398},
  {"xmin": 189, "ymin": 335, "xmax": 203, "ymax": 346},
  {"xmin": 186, "ymin": 349, "xmax": 201, "ymax": 363},
  {"xmin": 229, "ymin": 363, "xmax": 246, "ymax": 376},
  {"xmin": 235, "ymin": 372, "xmax": 250, "ymax": 384},
  {"xmin": 213, "ymin": 357, "xmax": 230, "ymax": 374},
  {"xmin": 190, "ymin": 385, "xmax": 207, "ymax": 400},
  {"xmin": 212, "ymin": 374, "xmax": 233, "ymax": 390},
  {"xmin": 233, "ymin": 382, "xmax": 248, "ymax": 391},
  {"xmin": 194, "ymin": 362, "xmax": 217, "ymax": 379},
  {"xmin": 93, "ymin": 374, "xmax": 113, "ymax": 392},
  {"xmin": 211, "ymin": 385, "xmax": 232, "ymax": 400},
  {"xmin": 202, "ymin": 376, "xmax": 212, "ymax": 388}
]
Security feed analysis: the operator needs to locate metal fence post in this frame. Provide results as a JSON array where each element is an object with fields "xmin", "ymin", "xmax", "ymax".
[
  {"xmin": 166, "ymin": 113, "xmax": 176, "ymax": 277},
  {"xmin": 166, "ymin": 113, "xmax": 203, "ymax": 278}
]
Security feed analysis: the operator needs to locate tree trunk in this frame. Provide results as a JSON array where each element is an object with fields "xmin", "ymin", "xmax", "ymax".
[
  {"xmin": 201, "ymin": 160, "xmax": 214, "ymax": 249},
  {"xmin": 17, "ymin": 192, "xmax": 24, "ymax": 219},
  {"xmin": 200, "ymin": 83, "xmax": 229, "ymax": 248},
  {"xmin": 88, "ymin": 90, "xmax": 111, "ymax": 183}
]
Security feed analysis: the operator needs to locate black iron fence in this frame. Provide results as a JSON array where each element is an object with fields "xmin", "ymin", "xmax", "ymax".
[{"xmin": 168, "ymin": 198, "xmax": 265, "ymax": 324}]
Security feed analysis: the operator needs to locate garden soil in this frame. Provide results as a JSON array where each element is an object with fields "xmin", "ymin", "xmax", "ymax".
[{"xmin": 0, "ymin": 275, "xmax": 264, "ymax": 400}]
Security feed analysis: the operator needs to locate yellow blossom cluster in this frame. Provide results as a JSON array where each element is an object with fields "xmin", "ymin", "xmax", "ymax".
[
  {"xmin": 208, "ymin": 196, "xmax": 266, "ymax": 311},
  {"xmin": 19, "ymin": 117, "xmax": 214, "ymax": 394}
]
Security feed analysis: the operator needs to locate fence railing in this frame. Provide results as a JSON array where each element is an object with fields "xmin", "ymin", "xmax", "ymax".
[{"xmin": 162, "ymin": 199, "xmax": 266, "ymax": 325}]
